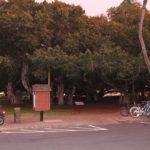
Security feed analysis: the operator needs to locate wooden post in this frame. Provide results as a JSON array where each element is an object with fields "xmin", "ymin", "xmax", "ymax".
[
  {"xmin": 48, "ymin": 72, "xmax": 50, "ymax": 85},
  {"xmin": 40, "ymin": 111, "xmax": 44, "ymax": 121},
  {"xmin": 48, "ymin": 71, "xmax": 51, "ymax": 108},
  {"xmin": 14, "ymin": 107, "xmax": 21, "ymax": 123}
]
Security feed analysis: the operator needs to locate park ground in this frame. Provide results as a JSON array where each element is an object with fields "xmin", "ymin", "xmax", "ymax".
[{"xmin": 1, "ymin": 99, "xmax": 150, "ymax": 131}]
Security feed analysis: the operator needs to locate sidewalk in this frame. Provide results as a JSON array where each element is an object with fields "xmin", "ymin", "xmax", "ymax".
[{"xmin": 1, "ymin": 109, "xmax": 149, "ymax": 131}]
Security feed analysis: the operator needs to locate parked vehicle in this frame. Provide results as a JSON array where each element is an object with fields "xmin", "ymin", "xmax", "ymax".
[
  {"xmin": 103, "ymin": 89, "xmax": 122, "ymax": 98},
  {"xmin": 0, "ymin": 91, "xmax": 5, "ymax": 97},
  {"xmin": 130, "ymin": 101, "xmax": 150, "ymax": 118},
  {"xmin": 73, "ymin": 92, "xmax": 88, "ymax": 104},
  {"xmin": 0, "ymin": 108, "xmax": 6, "ymax": 125}
]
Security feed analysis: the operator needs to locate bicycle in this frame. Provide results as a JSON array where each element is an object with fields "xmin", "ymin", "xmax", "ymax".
[
  {"xmin": 130, "ymin": 101, "xmax": 150, "ymax": 118},
  {"xmin": 120, "ymin": 103, "xmax": 136, "ymax": 117},
  {"xmin": 0, "ymin": 109, "xmax": 6, "ymax": 125}
]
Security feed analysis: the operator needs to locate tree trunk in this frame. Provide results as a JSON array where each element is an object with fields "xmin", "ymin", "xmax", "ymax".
[
  {"xmin": 132, "ymin": 80, "xmax": 136, "ymax": 103},
  {"xmin": 50, "ymin": 82, "xmax": 54, "ymax": 106},
  {"xmin": 123, "ymin": 92, "xmax": 130, "ymax": 104},
  {"xmin": 139, "ymin": 0, "xmax": 150, "ymax": 74},
  {"xmin": 21, "ymin": 61, "xmax": 32, "ymax": 94},
  {"xmin": 6, "ymin": 82, "xmax": 18, "ymax": 104},
  {"xmin": 48, "ymin": 72, "xmax": 50, "ymax": 85},
  {"xmin": 57, "ymin": 81, "xmax": 64, "ymax": 105},
  {"xmin": 67, "ymin": 86, "xmax": 76, "ymax": 105}
]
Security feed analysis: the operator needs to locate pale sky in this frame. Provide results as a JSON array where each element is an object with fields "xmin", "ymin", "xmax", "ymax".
[{"xmin": 36, "ymin": 0, "xmax": 150, "ymax": 16}]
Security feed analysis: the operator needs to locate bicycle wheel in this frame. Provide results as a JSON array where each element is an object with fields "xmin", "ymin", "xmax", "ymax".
[
  {"xmin": 120, "ymin": 106, "xmax": 129, "ymax": 117},
  {"xmin": 145, "ymin": 105, "xmax": 150, "ymax": 118},
  {"xmin": 130, "ymin": 107, "xmax": 140, "ymax": 117},
  {"xmin": 0, "ymin": 117, "xmax": 4, "ymax": 125},
  {"xmin": 146, "ymin": 112, "xmax": 150, "ymax": 118}
]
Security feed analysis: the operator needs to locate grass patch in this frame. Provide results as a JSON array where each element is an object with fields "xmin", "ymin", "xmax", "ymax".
[
  {"xmin": 0, "ymin": 97, "xmax": 74, "ymax": 116},
  {"xmin": 4, "ymin": 106, "xmax": 74, "ymax": 116},
  {"xmin": 45, "ymin": 109, "xmax": 74, "ymax": 116}
]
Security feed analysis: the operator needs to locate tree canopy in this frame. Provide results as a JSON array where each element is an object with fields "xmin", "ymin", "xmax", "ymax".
[{"xmin": 0, "ymin": 0, "xmax": 149, "ymax": 104}]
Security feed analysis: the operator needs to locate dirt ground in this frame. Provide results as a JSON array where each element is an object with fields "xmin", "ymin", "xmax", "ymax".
[{"xmin": 0, "ymin": 102, "xmax": 149, "ymax": 131}]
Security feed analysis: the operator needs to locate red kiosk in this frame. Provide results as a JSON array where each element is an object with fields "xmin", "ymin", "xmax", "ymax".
[{"xmin": 32, "ymin": 84, "xmax": 51, "ymax": 121}]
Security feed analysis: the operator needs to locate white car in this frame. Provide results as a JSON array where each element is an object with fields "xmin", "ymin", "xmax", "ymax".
[{"xmin": 103, "ymin": 89, "xmax": 122, "ymax": 98}]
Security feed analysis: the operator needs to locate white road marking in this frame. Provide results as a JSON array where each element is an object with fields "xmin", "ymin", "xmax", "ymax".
[
  {"xmin": 88, "ymin": 125, "xmax": 108, "ymax": 131},
  {"xmin": 73, "ymin": 125, "xmax": 108, "ymax": 131},
  {"xmin": 1, "ymin": 131, "xmax": 34, "ymax": 134},
  {"xmin": 1, "ymin": 125, "xmax": 108, "ymax": 134},
  {"xmin": 73, "ymin": 127, "xmax": 96, "ymax": 130},
  {"xmin": 44, "ymin": 128, "xmax": 78, "ymax": 131},
  {"xmin": 140, "ymin": 121, "xmax": 150, "ymax": 125},
  {"xmin": 21, "ymin": 129, "xmax": 46, "ymax": 133}
]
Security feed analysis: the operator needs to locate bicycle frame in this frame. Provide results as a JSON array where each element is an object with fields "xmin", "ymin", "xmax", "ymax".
[{"xmin": 130, "ymin": 101, "xmax": 150, "ymax": 118}]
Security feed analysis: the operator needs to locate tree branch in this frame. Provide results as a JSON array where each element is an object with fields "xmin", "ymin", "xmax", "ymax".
[{"xmin": 139, "ymin": 0, "xmax": 150, "ymax": 74}]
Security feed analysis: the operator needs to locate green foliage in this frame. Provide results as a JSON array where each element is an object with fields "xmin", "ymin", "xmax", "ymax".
[
  {"xmin": 0, "ymin": 0, "xmax": 40, "ymax": 56},
  {"xmin": 107, "ymin": 2, "xmax": 150, "ymax": 56},
  {"xmin": 49, "ymin": 1, "xmax": 85, "ymax": 49},
  {"xmin": 0, "ymin": 56, "xmax": 20, "ymax": 79},
  {"xmin": 0, "ymin": 0, "xmax": 149, "ymax": 100},
  {"xmin": 29, "ymin": 46, "xmax": 68, "ymax": 81},
  {"xmin": 0, "ymin": 56, "xmax": 21, "ymax": 91},
  {"xmin": 29, "ymin": 43, "xmax": 146, "ymax": 91}
]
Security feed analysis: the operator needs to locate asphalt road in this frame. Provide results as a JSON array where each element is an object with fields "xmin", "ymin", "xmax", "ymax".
[{"xmin": 0, "ymin": 122, "xmax": 150, "ymax": 150}]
